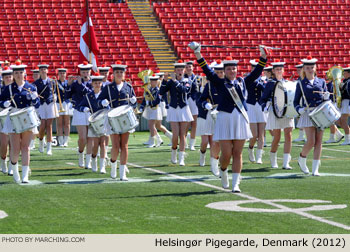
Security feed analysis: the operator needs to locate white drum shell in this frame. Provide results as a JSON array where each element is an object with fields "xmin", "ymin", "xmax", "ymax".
[
  {"xmin": 108, "ymin": 105, "xmax": 139, "ymax": 134},
  {"xmin": 9, "ymin": 107, "xmax": 40, "ymax": 133},
  {"xmin": 88, "ymin": 109, "xmax": 109, "ymax": 136},
  {"xmin": 0, "ymin": 107, "xmax": 11, "ymax": 129},
  {"xmin": 309, "ymin": 100, "xmax": 341, "ymax": 130},
  {"xmin": 273, "ymin": 81, "xmax": 298, "ymax": 118}
]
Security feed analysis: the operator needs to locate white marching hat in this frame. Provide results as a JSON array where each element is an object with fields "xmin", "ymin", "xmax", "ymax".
[
  {"xmin": 38, "ymin": 63, "xmax": 49, "ymax": 69},
  {"xmin": 31, "ymin": 67, "xmax": 40, "ymax": 73},
  {"xmin": 98, "ymin": 64, "xmax": 110, "ymax": 72},
  {"xmin": 174, "ymin": 60, "xmax": 186, "ymax": 68},
  {"xmin": 91, "ymin": 73, "xmax": 104, "ymax": 81},
  {"xmin": 249, "ymin": 59, "xmax": 259, "ymax": 66},
  {"xmin": 343, "ymin": 64, "xmax": 350, "ymax": 71},
  {"xmin": 210, "ymin": 59, "xmax": 224, "ymax": 70},
  {"xmin": 10, "ymin": 60, "xmax": 27, "ymax": 71},
  {"xmin": 155, "ymin": 70, "xmax": 164, "ymax": 76},
  {"xmin": 111, "ymin": 61, "xmax": 127, "ymax": 71},
  {"xmin": 185, "ymin": 61, "xmax": 194, "ymax": 65},
  {"xmin": 223, "ymin": 56, "xmax": 239, "ymax": 67},
  {"xmin": 301, "ymin": 56, "xmax": 318, "ymax": 65},
  {"xmin": 1, "ymin": 66, "xmax": 13, "ymax": 76},
  {"xmin": 78, "ymin": 61, "xmax": 93, "ymax": 70},
  {"xmin": 57, "ymin": 68, "xmax": 67, "ymax": 72},
  {"xmin": 150, "ymin": 74, "xmax": 160, "ymax": 80},
  {"xmin": 295, "ymin": 62, "xmax": 303, "ymax": 68},
  {"xmin": 264, "ymin": 65, "xmax": 273, "ymax": 71},
  {"xmin": 271, "ymin": 59, "xmax": 286, "ymax": 68}
]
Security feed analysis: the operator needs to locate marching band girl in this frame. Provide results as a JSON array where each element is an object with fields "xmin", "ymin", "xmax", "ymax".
[
  {"xmin": 259, "ymin": 59, "xmax": 294, "ymax": 170},
  {"xmin": 197, "ymin": 62, "xmax": 222, "ymax": 176},
  {"xmin": 293, "ymin": 56, "xmax": 329, "ymax": 176},
  {"xmin": 338, "ymin": 65, "xmax": 350, "ymax": 145},
  {"xmin": 0, "ymin": 62, "xmax": 40, "ymax": 183},
  {"xmin": 160, "ymin": 61, "xmax": 193, "ymax": 166},
  {"xmin": 139, "ymin": 74, "xmax": 163, "ymax": 148},
  {"xmin": 246, "ymin": 59, "xmax": 267, "ymax": 164},
  {"xmin": 77, "ymin": 73, "xmax": 108, "ymax": 173},
  {"xmin": 184, "ymin": 61, "xmax": 199, "ymax": 151},
  {"xmin": 0, "ymin": 67, "xmax": 13, "ymax": 174},
  {"xmin": 190, "ymin": 42, "xmax": 268, "ymax": 193},
  {"xmin": 67, "ymin": 61, "xmax": 93, "ymax": 168},
  {"xmin": 33, "ymin": 63, "xmax": 58, "ymax": 156},
  {"xmin": 55, "ymin": 68, "xmax": 72, "ymax": 147},
  {"xmin": 98, "ymin": 62, "xmax": 137, "ymax": 180}
]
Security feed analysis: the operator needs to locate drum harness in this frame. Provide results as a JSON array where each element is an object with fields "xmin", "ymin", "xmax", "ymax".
[
  {"xmin": 9, "ymin": 84, "xmax": 18, "ymax": 108},
  {"xmin": 225, "ymin": 78, "xmax": 249, "ymax": 123},
  {"xmin": 85, "ymin": 93, "xmax": 94, "ymax": 114}
]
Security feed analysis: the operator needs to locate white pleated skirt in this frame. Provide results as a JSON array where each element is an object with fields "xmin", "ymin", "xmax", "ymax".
[
  {"xmin": 72, "ymin": 109, "xmax": 89, "ymax": 126},
  {"xmin": 57, "ymin": 101, "xmax": 74, "ymax": 116},
  {"xmin": 247, "ymin": 103, "xmax": 267, "ymax": 123},
  {"xmin": 166, "ymin": 106, "xmax": 194, "ymax": 122},
  {"xmin": 159, "ymin": 101, "xmax": 167, "ymax": 117},
  {"xmin": 340, "ymin": 99, "xmax": 350, "ymax": 114},
  {"xmin": 196, "ymin": 113, "xmax": 215, "ymax": 136},
  {"xmin": 266, "ymin": 108, "xmax": 295, "ymax": 130},
  {"xmin": 37, "ymin": 102, "xmax": 58, "ymax": 120},
  {"xmin": 142, "ymin": 106, "xmax": 163, "ymax": 121},
  {"xmin": 213, "ymin": 109, "xmax": 252, "ymax": 141},
  {"xmin": 188, "ymin": 97, "xmax": 199, "ymax": 116}
]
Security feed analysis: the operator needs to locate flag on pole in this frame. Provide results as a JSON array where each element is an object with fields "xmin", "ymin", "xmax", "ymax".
[{"xmin": 79, "ymin": 0, "xmax": 99, "ymax": 72}]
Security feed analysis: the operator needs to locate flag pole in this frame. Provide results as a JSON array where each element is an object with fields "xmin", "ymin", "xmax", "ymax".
[{"xmin": 85, "ymin": 0, "xmax": 92, "ymax": 64}]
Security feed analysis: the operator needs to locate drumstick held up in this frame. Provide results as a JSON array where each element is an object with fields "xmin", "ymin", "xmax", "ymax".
[
  {"xmin": 313, "ymin": 91, "xmax": 334, "ymax": 94},
  {"xmin": 23, "ymin": 87, "xmax": 44, "ymax": 99}
]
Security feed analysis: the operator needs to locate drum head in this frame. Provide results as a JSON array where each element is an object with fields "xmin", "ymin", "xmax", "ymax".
[
  {"xmin": 0, "ymin": 107, "xmax": 11, "ymax": 116},
  {"xmin": 9, "ymin": 107, "xmax": 30, "ymax": 116},
  {"xmin": 272, "ymin": 81, "xmax": 287, "ymax": 118},
  {"xmin": 108, "ymin": 105, "xmax": 130, "ymax": 117},
  {"xmin": 89, "ymin": 109, "xmax": 109, "ymax": 122}
]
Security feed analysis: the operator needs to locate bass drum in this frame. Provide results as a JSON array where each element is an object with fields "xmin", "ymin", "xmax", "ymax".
[{"xmin": 272, "ymin": 80, "xmax": 298, "ymax": 118}]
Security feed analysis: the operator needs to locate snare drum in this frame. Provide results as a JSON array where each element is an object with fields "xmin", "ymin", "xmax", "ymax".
[
  {"xmin": 88, "ymin": 109, "xmax": 109, "ymax": 136},
  {"xmin": 107, "ymin": 105, "xmax": 139, "ymax": 134},
  {"xmin": 309, "ymin": 100, "xmax": 341, "ymax": 130},
  {"xmin": 9, "ymin": 106, "xmax": 40, "ymax": 133},
  {"xmin": 0, "ymin": 108, "xmax": 11, "ymax": 129},
  {"xmin": 273, "ymin": 80, "xmax": 298, "ymax": 118}
]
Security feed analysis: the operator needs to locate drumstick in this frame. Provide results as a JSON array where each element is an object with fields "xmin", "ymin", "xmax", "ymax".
[
  {"xmin": 313, "ymin": 91, "xmax": 334, "ymax": 94},
  {"xmin": 23, "ymin": 87, "xmax": 44, "ymax": 99},
  {"xmin": 112, "ymin": 96, "xmax": 143, "ymax": 102}
]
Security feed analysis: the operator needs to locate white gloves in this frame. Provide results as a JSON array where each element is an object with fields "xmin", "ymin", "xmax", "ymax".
[
  {"xmin": 205, "ymin": 103, "xmax": 213, "ymax": 110},
  {"xmin": 83, "ymin": 107, "xmax": 90, "ymax": 113},
  {"xmin": 130, "ymin": 96, "xmax": 137, "ymax": 104},
  {"xmin": 188, "ymin": 42, "xmax": 201, "ymax": 53},
  {"xmin": 68, "ymin": 102, "xmax": 73, "ymax": 110},
  {"xmin": 200, "ymin": 86, "xmax": 204, "ymax": 93},
  {"xmin": 3, "ymin": 100, "xmax": 11, "ymax": 108},
  {"xmin": 298, "ymin": 107, "xmax": 306, "ymax": 115},
  {"xmin": 31, "ymin": 91, "xmax": 38, "ymax": 100},
  {"xmin": 139, "ymin": 108, "xmax": 143, "ymax": 113},
  {"xmin": 146, "ymin": 100, "xmax": 149, "ymax": 106},
  {"xmin": 323, "ymin": 91, "xmax": 330, "ymax": 100},
  {"xmin": 259, "ymin": 45, "xmax": 269, "ymax": 58},
  {"xmin": 102, "ymin": 99, "xmax": 109, "ymax": 107}
]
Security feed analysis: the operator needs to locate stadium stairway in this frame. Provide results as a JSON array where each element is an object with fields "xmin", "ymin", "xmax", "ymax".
[{"xmin": 128, "ymin": 0, "xmax": 177, "ymax": 73}]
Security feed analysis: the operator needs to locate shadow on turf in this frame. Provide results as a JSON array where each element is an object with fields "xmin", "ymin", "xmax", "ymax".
[{"xmin": 103, "ymin": 190, "xmax": 221, "ymax": 199}]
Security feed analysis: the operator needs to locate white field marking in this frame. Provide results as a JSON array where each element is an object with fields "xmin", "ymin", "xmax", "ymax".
[
  {"xmin": 127, "ymin": 162, "xmax": 350, "ymax": 231},
  {"xmin": 159, "ymin": 175, "xmax": 253, "ymax": 181},
  {"xmin": 266, "ymin": 173, "xmax": 350, "ymax": 178},
  {"xmin": 322, "ymin": 155, "xmax": 336, "ymax": 159},
  {"xmin": 66, "ymin": 162, "xmax": 76, "ymax": 166},
  {"xmin": 206, "ymin": 199, "xmax": 347, "ymax": 213},
  {"xmin": 19, "ymin": 180, "xmax": 44, "ymax": 186},
  {"xmin": 0, "ymin": 210, "xmax": 8, "ymax": 219},
  {"xmin": 294, "ymin": 144, "xmax": 350, "ymax": 154},
  {"xmin": 58, "ymin": 178, "xmax": 153, "ymax": 184}
]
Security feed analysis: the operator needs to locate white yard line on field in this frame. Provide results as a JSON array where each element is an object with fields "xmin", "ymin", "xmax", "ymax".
[{"xmin": 128, "ymin": 162, "xmax": 350, "ymax": 231}]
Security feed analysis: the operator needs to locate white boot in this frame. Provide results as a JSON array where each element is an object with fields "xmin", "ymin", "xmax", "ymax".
[
  {"xmin": 164, "ymin": 130, "xmax": 172, "ymax": 141},
  {"xmin": 85, "ymin": 154, "xmax": 92, "ymax": 169},
  {"xmin": 78, "ymin": 152, "xmax": 85, "ymax": 168},
  {"xmin": 63, "ymin": 136, "xmax": 69, "ymax": 147},
  {"xmin": 29, "ymin": 139, "xmax": 35, "ymax": 150},
  {"xmin": 312, "ymin": 160, "xmax": 321, "ymax": 176},
  {"xmin": 147, "ymin": 136, "xmax": 156, "ymax": 148},
  {"xmin": 91, "ymin": 157, "xmax": 97, "ymax": 172},
  {"xmin": 156, "ymin": 133, "xmax": 163, "ymax": 146},
  {"xmin": 171, "ymin": 148, "xmax": 177, "ymax": 164},
  {"xmin": 178, "ymin": 151, "xmax": 185, "ymax": 166},
  {"xmin": 22, "ymin": 165, "xmax": 30, "ymax": 183},
  {"xmin": 263, "ymin": 137, "xmax": 267, "ymax": 147},
  {"xmin": 232, "ymin": 173, "xmax": 241, "ymax": 193},
  {"xmin": 38, "ymin": 139, "xmax": 44, "ymax": 153},
  {"xmin": 8, "ymin": 162, "xmax": 13, "ymax": 176},
  {"xmin": 219, "ymin": 169, "xmax": 229, "ymax": 189},
  {"xmin": 12, "ymin": 163, "xmax": 21, "ymax": 183},
  {"xmin": 143, "ymin": 135, "xmax": 152, "ymax": 145},
  {"xmin": 58, "ymin": 136, "xmax": 63, "ymax": 146},
  {"xmin": 119, "ymin": 164, "xmax": 129, "ymax": 181},
  {"xmin": 189, "ymin": 138, "xmax": 196, "ymax": 151},
  {"xmin": 99, "ymin": 158, "xmax": 106, "ymax": 174},
  {"xmin": 298, "ymin": 155, "xmax": 310, "ymax": 174},
  {"xmin": 335, "ymin": 130, "xmax": 344, "ymax": 143},
  {"xmin": 282, "ymin": 153, "xmax": 292, "ymax": 170},
  {"xmin": 1, "ymin": 158, "xmax": 8, "ymax": 174},
  {"xmin": 325, "ymin": 133, "xmax": 335, "ymax": 143},
  {"xmin": 46, "ymin": 142, "xmax": 52, "ymax": 155},
  {"xmin": 111, "ymin": 160, "xmax": 117, "ymax": 179},
  {"xmin": 256, "ymin": 149, "xmax": 263, "ymax": 164},
  {"xmin": 341, "ymin": 134, "xmax": 350, "ymax": 145},
  {"xmin": 210, "ymin": 157, "xmax": 220, "ymax": 177},
  {"xmin": 199, "ymin": 151, "xmax": 206, "ymax": 166},
  {"xmin": 248, "ymin": 147, "xmax": 255, "ymax": 162},
  {"xmin": 270, "ymin": 152, "xmax": 278, "ymax": 168}
]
